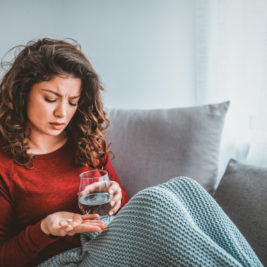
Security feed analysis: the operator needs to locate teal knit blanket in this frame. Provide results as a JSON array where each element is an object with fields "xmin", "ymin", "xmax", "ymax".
[{"xmin": 39, "ymin": 177, "xmax": 263, "ymax": 267}]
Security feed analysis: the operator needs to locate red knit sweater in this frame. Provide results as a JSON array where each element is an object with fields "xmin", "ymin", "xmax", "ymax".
[{"xmin": 0, "ymin": 141, "xmax": 129, "ymax": 267}]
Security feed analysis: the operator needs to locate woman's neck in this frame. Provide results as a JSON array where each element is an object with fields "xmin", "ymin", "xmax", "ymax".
[{"xmin": 25, "ymin": 133, "xmax": 68, "ymax": 155}]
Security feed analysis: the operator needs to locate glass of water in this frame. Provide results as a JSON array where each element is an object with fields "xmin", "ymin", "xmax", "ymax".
[{"xmin": 78, "ymin": 170, "xmax": 112, "ymax": 217}]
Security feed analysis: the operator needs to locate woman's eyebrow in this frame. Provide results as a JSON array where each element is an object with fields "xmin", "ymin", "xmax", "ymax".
[{"xmin": 41, "ymin": 89, "xmax": 80, "ymax": 99}]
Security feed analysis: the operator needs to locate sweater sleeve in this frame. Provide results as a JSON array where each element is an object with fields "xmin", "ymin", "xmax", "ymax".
[
  {"xmin": 0, "ymin": 175, "xmax": 58, "ymax": 267},
  {"xmin": 104, "ymin": 153, "xmax": 130, "ymax": 208}
]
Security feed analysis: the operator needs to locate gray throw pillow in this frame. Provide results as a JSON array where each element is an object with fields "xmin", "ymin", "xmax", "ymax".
[
  {"xmin": 214, "ymin": 159, "xmax": 267, "ymax": 266},
  {"xmin": 106, "ymin": 101, "xmax": 229, "ymax": 196}
]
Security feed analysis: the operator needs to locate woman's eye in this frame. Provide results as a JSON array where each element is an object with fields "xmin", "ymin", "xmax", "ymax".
[
  {"xmin": 69, "ymin": 102, "xmax": 78, "ymax": 107},
  {"xmin": 45, "ymin": 97, "xmax": 56, "ymax": 103}
]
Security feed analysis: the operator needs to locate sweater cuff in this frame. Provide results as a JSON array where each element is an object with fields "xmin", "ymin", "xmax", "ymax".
[{"xmin": 26, "ymin": 220, "xmax": 59, "ymax": 251}]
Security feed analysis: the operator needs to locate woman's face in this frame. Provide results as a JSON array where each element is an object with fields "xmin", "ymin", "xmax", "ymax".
[{"xmin": 26, "ymin": 75, "xmax": 81, "ymax": 139}]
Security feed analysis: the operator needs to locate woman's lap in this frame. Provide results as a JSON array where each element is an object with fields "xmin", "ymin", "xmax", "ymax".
[{"xmin": 40, "ymin": 177, "xmax": 263, "ymax": 267}]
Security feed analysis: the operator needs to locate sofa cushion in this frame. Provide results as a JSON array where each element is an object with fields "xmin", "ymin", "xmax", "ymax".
[
  {"xmin": 214, "ymin": 159, "xmax": 267, "ymax": 265},
  {"xmin": 106, "ymin": 101, "xmax": 229, "ymax": 196}
]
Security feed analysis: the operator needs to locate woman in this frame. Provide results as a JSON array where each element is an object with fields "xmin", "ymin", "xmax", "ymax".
[
  {"xmin": 0, "ymin": 38, "xmax": 263, "ymax": 267},
  {"xmin": 0, "ymin": 38, "xmax": 129, "ymax": 266}
]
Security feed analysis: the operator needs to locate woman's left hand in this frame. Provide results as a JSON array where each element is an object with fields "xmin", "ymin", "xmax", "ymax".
[{"xmin": 108, "ymin": 181, "xmax": 122, "ymax": 216}]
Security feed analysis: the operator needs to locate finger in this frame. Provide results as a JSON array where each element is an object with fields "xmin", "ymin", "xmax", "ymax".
[
  {"xmin": 81, "ymin": 214, "xmax": 100, "ymax": 220},
  {"xmin": 62, "ymin": 224, "xmax": 73, "ymax": 232},
  {"xmin": 81, "ymin": 181, "xmax": 106, "ymax": 196},
  {"xmin": 80, "ymin": 184, "xmax": 95, "ymax": 195},
  {"xmin": 68, "ymin": 226, "xmax": 102, "ymax": 235},
  {"xmin": 82, "ymin": 220, "xmax": 105, "ymax": 225},
  {"xmin": 109, "ymin": 190, "xmax": 122, "ymax": 208},
  {"xmin": 52, "ymin": 224, "xmax": 72, "ymax": 237},
  {"xmin": 108, "ymin": 181, "xmax": 120, "ymax": 195},
  {"xmin": 65, "ymin": 220, "xmax": 106, "ymax": 235},
  {"xmin": 73, "ymin": 223, "xmax": 107, "ymax": 233},
  {"xmin": 81, "ymin": 219, "xmax": 106, "ymax": 227},
  {"xmin": 109, "ymin": 200, "xmax": 121, "ymax": 216},
  {"xmin": 66, "ymin": 218, "xmax": 81, "ymax": 230},
  {"xmin": 58, "ymin": 221, "xmax": 74, "ymax": 234},
  {"xmin": 59, "ymin": 220, "xmax": 68, "ymax": 227},
  {"xmin": 108, "ymin": 181, "xmax": 119, "ymax": 193},
  {"xmin": 72, "ymin": 214, "xmax": 82, "ymax": 221}
]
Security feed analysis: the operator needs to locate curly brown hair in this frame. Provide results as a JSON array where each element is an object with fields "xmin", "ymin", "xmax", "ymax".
[{"xmin": 0, "ymin": 38, "xmax": 110, "ymax": 169}]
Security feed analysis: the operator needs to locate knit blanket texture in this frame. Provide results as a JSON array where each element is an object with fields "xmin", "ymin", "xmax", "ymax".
[{"xmin": 39, "ymin": 177, "xmax": 263, "ymax": 267}]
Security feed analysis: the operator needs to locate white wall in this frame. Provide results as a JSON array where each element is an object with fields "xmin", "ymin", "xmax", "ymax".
[{"xmin": 0, "ymin": 0, "xmax": 196, "ymax": 109}]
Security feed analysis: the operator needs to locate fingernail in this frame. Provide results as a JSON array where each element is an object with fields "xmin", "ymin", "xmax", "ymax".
[
  {"xmin": 109, "ymin": 190, "xmax": 113, "ymax": 195},
  {"xmin": 110, "ymin": 201, "xmax": 115, "ymax": 207},
  {"xmin": 109, "ymin": 211, "xmax": 113, "ymax": 216}
]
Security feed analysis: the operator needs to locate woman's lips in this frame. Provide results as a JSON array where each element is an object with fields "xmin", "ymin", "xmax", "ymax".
[{"xmin": 50, "ymin": 122, "xmax": 65, "ymax": 130}]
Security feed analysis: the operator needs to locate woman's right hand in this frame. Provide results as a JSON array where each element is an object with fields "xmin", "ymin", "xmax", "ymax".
[{"xmin": 40, "ymin": 211, "xmax": 106, "ymax": 237}]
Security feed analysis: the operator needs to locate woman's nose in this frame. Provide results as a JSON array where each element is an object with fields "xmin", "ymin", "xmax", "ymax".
[{"xmin": 54, "ymin": 102, "xmax": 67, "ymax": 118}]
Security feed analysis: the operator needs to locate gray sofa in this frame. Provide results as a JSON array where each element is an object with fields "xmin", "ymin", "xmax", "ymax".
[{"xmin": 106, "ymin": 101, "xmax": 267, "ymax": 266}]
